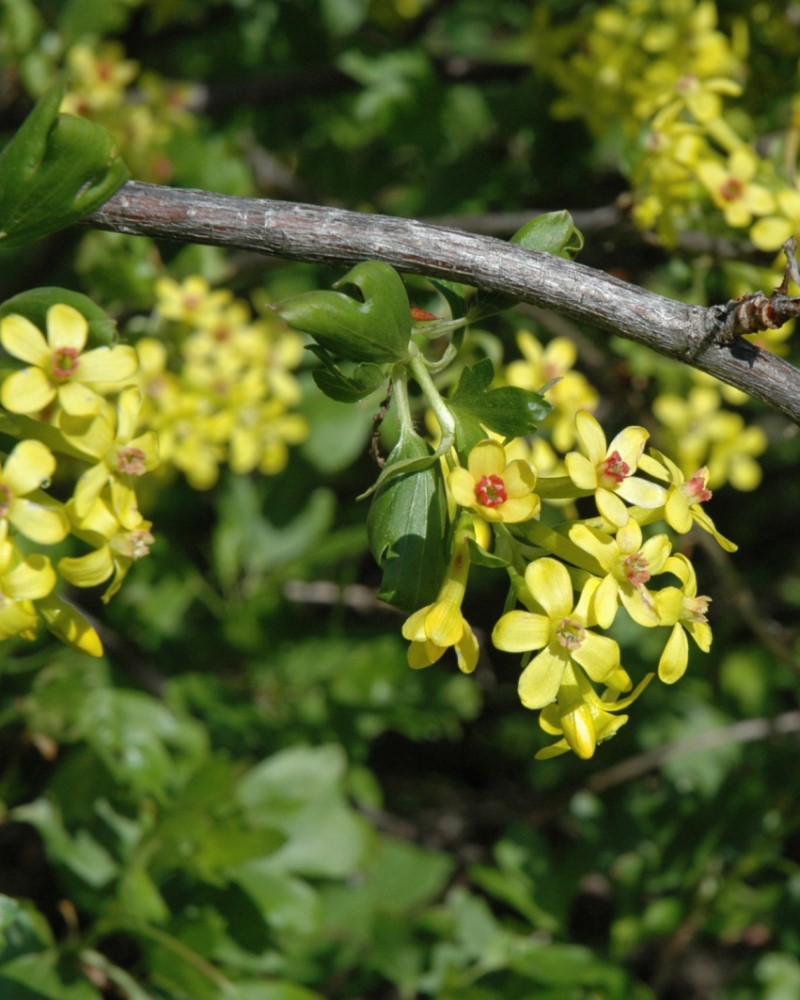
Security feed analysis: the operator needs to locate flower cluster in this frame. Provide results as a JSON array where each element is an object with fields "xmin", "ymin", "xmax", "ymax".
[
  {"xmin": 535, "ymin": 0, "xmax": 800, "ymax": 256},
  {"xmin": 401, "ymin": 410, "xmax": 728, "ymax": 760},
  {"xmin": 0, "ymin": 303, "xmax": 154, "ymax": 654},
  {"xmin": 56, "ymin": 40, "xmax": 202, "ymax": 183},
  {"xmin": 134, "ymin": 275, "xmax": 308, "ymax": 490},
  {"xmin": 0, "ymin": 276, "xmax": 309, "ymax": 654}
]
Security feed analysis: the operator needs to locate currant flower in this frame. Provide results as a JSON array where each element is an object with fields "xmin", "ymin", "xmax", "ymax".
[
  {"xmin": 60, "ymin": 387, "xmax": 159, "ymax": 528},
  {"xmin": 0, "ymin": 522, "xmax": 57, "ymax": 641},
  {"xmin": 448, "ymin": 439, "xmax": 540, "ymax": 524},
  {"xmin": 536, "ymin": 665, "xmax": 654, "ymax": 760},
  {"xmin": 0, "ymin": 440, "xmax": 69, "ymax": 544},
  {"xmin": 492, "ymin": 557, "xmax": 621, "ymax": 710},
  {"xmin": 565, "ymin": 412, "xmax": 665, "ymax": 528},
  {"xmin": 653, "ymin": 553, "xmax": 712, "ymax": 684},
  {"xmin": 696, "ymin": 147, "xmax": 775, "ymax": 230},
  {"xmin": 60, "ymin": 492, "xmax": 155, "ymax": 603},
  {"xmin": 569, "ymin": 520, "xmax": 671, "ymax": 628},
  {"xmin": 402, "ymin": 517, "xmax": 479, "ymax": 673},
  {"xmin": 154, "ymin": 275, "xmax": 233, "ymax": 327},
  {"xmin": 637, "ymin": 448, "xmax": 737, "ymax": 551},
  {"xmin": 36, "ymin": 594, "xmax": 104, "ymax": 657},
  {"xmin": 0, "ymin": 305, "xmax": 138, "ymax": 417}
]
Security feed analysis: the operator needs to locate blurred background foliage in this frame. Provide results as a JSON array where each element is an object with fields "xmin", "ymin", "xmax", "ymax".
[{"xmin": 2, "ymin": 0, "xmax": 800, "ymax": 997}]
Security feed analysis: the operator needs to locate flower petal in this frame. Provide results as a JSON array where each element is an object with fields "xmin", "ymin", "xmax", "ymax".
[
  {"xmin": 3, "ymin": 440, "xmax": 56, "ymax": 495},
  {"xmin": 78, "ymin": 344, "xmax": 139, "ymax": 383},
  {"xmin": 492, "ymin": 609, "xmax": 550, "ymax": 652},
  {"xmin": 467, "ymin": 439, "xmax": 506, "ymax": 479},
  {"xmin": 569, "ymin": 524, "xmax": 616, "ymax": 569},
  {"xmin": 518, "ymin": 647, "xmax": 567, "ymax": 708},
  {"xmin": 58, "ymin": 380, "xmax": 104, "ymax": 417},
  {"xmin": 10, "ymin": 500, "xmax": 70, "ymax": 545},
  {"xmin": 36, "ymin": 594, "xmax": 104, "ymax": 657},
  {"xmin": 1, "ymin": 367, "xmax": 56, "ymax": 414},
  {"xmin": 658, "ymin": 624, "xmax": 688, "ymax": 683},
  {"xmin": 3, "ymin": 554, "xmax": 56, "ymax": 600},
  {"xmin": 449, "ymin": 467, "xmax": 479, "ymax": 508},
  {"xmin": 617, "ymin": 476, "xmax": 667, "ymax": 508},
  {"xmin": 503, "ymin": 460, "xmax": 536, "ymax": 496},
  {"xmin": 565, "ymin": 451, "xmax": 598, "ymax": 490},
  {"xmin": 47, "ymin": 304, "xmax": 88, "ymax": 352},
  {"xmin": 606, "ymin": 425, "xmax": 648, "ymax": 468},
  {"xmin": 525, "ymin": 557, "xmax": 574, "ymax": 620},
  {"xmin": 573, "ymin": 632, "xmax": 620, "ymax": 684},
  {"xmin": 425, "ymin": 599, "xmax": 465, "ymax": 647},
  {"xmin": 496, "ymin": 494, "xmax": 539, "ymax": 523},
  {"xmin": 575, "ymin": 411, "xmax": 607, "ymax": 463},
  {"xmin": 0, "ymin": 314, "xmax": 50, "ymax": 365},
  {"xmin": 59, "ymin": 546, "xmax": 114, "ymax": 587},
  {"xmin": 408, "ymin": 638, "xmax": 445, "ymax": 669},
  {"xmin": 595, "ymin": 487, "xmax": 630, "ymax": 528},
  {"xmin": 455, "ymin": 624, "xmax": 480, "ymax": 674}
]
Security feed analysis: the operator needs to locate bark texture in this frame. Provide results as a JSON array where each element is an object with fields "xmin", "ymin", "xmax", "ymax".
[{"xmin": 85, "ymin": 181, "xmax": 800, "ymax": 425}]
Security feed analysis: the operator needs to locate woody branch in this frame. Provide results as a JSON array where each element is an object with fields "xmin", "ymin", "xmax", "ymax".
[{"xmin": 85, "ymin": 181, "xmax": 800, "ymax": 426}]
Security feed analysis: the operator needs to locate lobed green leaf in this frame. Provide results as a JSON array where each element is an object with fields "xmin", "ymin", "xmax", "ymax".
[{"xmin": 0, "ymin": 87, "xmax": 130, "ymax": 248}]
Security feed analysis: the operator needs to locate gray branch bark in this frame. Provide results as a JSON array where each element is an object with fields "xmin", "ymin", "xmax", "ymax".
[{"xmin": 85, "ymin": 181, "xmax": 800, "ymax": 426}]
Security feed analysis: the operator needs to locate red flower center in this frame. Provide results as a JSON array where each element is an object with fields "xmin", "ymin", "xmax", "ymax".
[
  {"xmin": 475, "ymin": 474, "xmax": 507, "ymax": 508},
  {"xmin": 624, "ymin": 553, "xmax": 651, "ymax": 588},
  {"xmin": 720, "ymin": 177, "xmax": 744, "ymax": 202},
  {"xmin": 117, "ymin": 447, "xmax": 147, "ymax": 476},
  {"xmin": 0, "ymin": 483, "xmax": 12, "ymax": 518},
  {"xmin": 556, "ymin": 617, "xmax": 585, "ymax": 650},
  {"xmin": 683, "ymin": 470, "xmax": 712, "ymax": 504},
  {"xmin": 52, "ymin": 347, "xmax": 80, "ymax": 380},
  {"xmin": 599, "ymin": 450, "xmax": 630, "ymax": 486}
]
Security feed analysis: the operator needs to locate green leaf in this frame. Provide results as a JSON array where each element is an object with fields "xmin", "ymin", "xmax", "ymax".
[
  {"xmin": 308, "ymin": 348, "xmax": 389, "ymax": 403},
  {"xmin": 0, "ymin": 897, "xmax": 53, "ymax": 965},
  {"xmin": 10, "ymin": 800, "xmax": 118, "ymax": 888},
  {"xmin": 281, "ymin": 261, "xmax": 411, "ymax": 363},
  {"xmin": 448, "ymin": 358, "xmax": 552, "ymax": 453},
  {"xmin": 366, "ymin": 426, "xmax": 448, "ymax": 611},
  {"xmin": 0, "ymin": 954, "xmax": 102, "ymax": 1000},
  {"xmin": 0, "ymin": 87, "xmax": 130, "ymax": 248},
  {"xmin": 511, "ymin": 209, "xmax": 585, "ymax": 260},
  {"xmin": 236, "ymin": 746, "xmax": 371, "ymax": 878},
  {"xmin": 229, "ymin": 862, "xmax": 322, "ymax": 935},
  {"xmin": 0, "ymin": 288, "xmax": 118, "ymax": 346}
]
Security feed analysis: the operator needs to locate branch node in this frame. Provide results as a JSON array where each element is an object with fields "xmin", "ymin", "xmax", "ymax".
[{"xmin": 699, "ymin": 236, "xmax": 800, "ymax": 354}]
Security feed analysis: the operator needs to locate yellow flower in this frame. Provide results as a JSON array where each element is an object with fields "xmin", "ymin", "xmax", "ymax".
[
  {"xmin": 0, "ymin": 523, "xmax": 57, "ymax": 641},
  {"xmin": 0, "ymin": 305, "xmax": 138, "ymax": 417},
  {"xmin": 61, "ymin": 42, "xmax": 139, "ymax": 114},
  {"xmin": 569, "ymin": 520, "xmax": 671, "ymax": 628},
  {"xmin": 154, "ymin": 275, "xmax": 233, "ymax": 327},
  {"xmin": 654, "ymin": 554, "xmax": 712, "ymax": 684},
  {"xmin": 448, "ymin": 440, "xmax": 539, "ymax": 524},
  {"xmin": 565, "ymin": 411, "xmax": 665, "ymax": 527},
  {"xmin": 750, "ymin": 188, "xmax": 800, "ymax": 252},
  {"xmin": 0, "ymin": 440, "xmax": 69, "ymax": 544},
  {"xmin": 696, "ymin": 148, "xmax": 774, "ymax": 229},
  {"xmin": 36, "ymin": 594, "xmax": 104, "ymax": 657},
  {"xmin": 60, "ymin": 387, "xmax": 159, "ymax": 529},
  {"xmin": 536, "ymin": 666, "xmax": 654, "ymax": 760},
  {"xmin": 402, "ymin": 520, "xmax": 479, "ymax": 673},
  {"xmin": 492, "ymin": 557, "xmax": 621, "ymax": 710},
  {"xmin": 504, "ymin": 331, "xmax": 598, "ymax": 452},
  {"xmin": 636, "ymin": 449, "xmax": 737, "ymax": 551},
  {"xmin": 60, "ymin": 493, "xmax": 154, "ymax": 603}
]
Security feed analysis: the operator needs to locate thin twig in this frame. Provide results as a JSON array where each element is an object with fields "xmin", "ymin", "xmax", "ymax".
[{"xmin": 587, "ymin": 711, "xmax": 800, "ymax": 793}]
